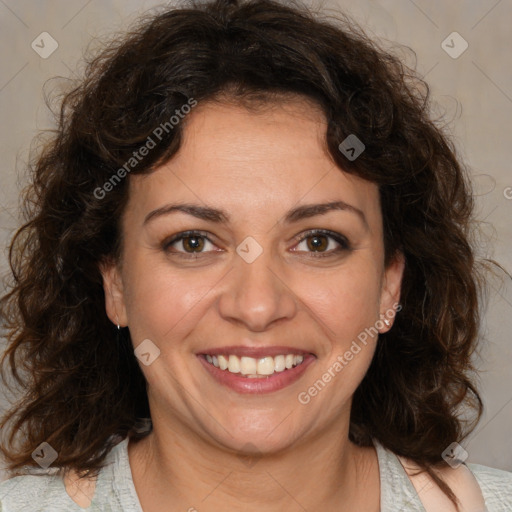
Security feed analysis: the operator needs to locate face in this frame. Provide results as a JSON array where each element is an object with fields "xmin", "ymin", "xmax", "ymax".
[{"xmin": 102, "ymin": 97, "xmax": 403, "ymax": 455}]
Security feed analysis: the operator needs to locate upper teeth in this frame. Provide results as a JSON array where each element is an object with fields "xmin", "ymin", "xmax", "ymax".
[{"xmin": 205, "ymin": 354, "xmax": 304, "ymax": 377}]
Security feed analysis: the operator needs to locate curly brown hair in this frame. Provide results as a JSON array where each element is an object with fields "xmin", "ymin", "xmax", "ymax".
[{"xmin": 0, "ymin": 0, "xmax": 489, "ymax": 507}]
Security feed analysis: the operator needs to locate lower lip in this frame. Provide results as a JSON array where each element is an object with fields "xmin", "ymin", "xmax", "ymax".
[{"xmin": 197, "ymin": 354, "xmax": 316, "ymax": 394}]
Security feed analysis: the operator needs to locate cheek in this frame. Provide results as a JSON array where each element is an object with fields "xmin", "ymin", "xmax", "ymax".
[
  {"xmin": 295, "ymin": 267, "xmax": 382, "ymax": 408},
  {"xmin": 122, "ymin": 253, "xmax": 217, "ymax": 345},
  {"xmin": 296, "ymin": 263, "xmax": 382, "ymax": 341}
]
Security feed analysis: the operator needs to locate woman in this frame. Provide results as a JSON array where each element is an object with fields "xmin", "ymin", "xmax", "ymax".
[{"xmin": 0, "ymin": 0, "xmax": 511, "ymax": 510}]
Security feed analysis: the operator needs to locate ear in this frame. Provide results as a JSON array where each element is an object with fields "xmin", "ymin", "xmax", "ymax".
[
  {"xmin": 378, "ymin": 251, "xmax": 405, "ymax": 333},
  {"xmin": 99, "ymin": 259, "xmax": 128, "ymax": 328}
]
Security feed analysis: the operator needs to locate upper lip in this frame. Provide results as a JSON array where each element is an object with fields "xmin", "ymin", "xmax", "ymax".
[{"xmin": 198, "ymin": 346, "xmax": 314, "ymax": 358}]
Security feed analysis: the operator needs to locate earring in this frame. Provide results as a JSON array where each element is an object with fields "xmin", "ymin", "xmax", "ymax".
[
  {"xmin": 384, "ymin": 318, "xmax": 391, "ymax": 327},
  {"xmin": 117, "ymin": 324, "xmax": 121, "ymax": 330}
]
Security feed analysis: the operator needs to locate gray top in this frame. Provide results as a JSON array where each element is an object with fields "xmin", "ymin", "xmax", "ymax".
[{"xmin": 1, "ymin": 437, "xmax": 511, "ymax": 511}]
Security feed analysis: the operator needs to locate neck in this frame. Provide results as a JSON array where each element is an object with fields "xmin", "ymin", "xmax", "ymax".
[{"xmin": 128, "ymin": 416, "xmax": 380, "ymax": 512}]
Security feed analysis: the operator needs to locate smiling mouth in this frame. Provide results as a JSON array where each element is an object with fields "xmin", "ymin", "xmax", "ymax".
[{"xmin": 202, "ymin": 353, "xmax": 305, "ymax": 378}]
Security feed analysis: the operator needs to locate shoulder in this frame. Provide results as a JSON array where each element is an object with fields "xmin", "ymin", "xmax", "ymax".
[
  {"xmin": 0, "ymin": 437, "xmax": 127, "ymax": 512},
  {"xmin": 374, "ymin": 439, "xmax": 512, "ymax": 511},
  {"xmin": 400, "ymin": 456, "xmax": 512, "ymax": 512},
  {"xmin": 0, "ymin": 469, "xmax": 110, "ymax": 512},
  {"xmin": 466, "ymin": 462, "xmax": 512, "ymax": 511},
  {"xmin": 0, "ymin": 471, "xmax": 68, "ymax": 511}
]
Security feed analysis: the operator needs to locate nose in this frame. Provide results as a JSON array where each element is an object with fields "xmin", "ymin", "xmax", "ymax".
[{"xmin": 217, "ymin": 248, "xmax": 298, "ymax": 332}]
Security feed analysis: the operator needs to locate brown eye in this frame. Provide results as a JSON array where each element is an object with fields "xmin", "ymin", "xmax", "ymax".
[
  {"xmin": 162, "ymin": 231, "xmax": 216, "ymax": 256},
  {"xmin": 305, "ymin": 234, "xmax": 329, "ymax": 252},
  {"xmin": 293, "ymin": 229, "xmax": 350, "ymax": 257},
  {"xmin": 181, "ymin": 235, "xmax": 205, "ymax": 253}
]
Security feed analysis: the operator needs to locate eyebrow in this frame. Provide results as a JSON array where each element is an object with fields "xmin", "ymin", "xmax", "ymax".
[
  {"xmin": 283, "ymin": 201, "xmax": 368, "ymax": 228},
  {"xmin": 143, "ymin": 200, "xmax": 368, "ymax": 228}
]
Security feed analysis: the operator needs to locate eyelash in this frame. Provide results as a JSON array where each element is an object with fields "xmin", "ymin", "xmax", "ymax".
[{"xmin": 161, "ymin": 229, "xmax": 350, "ymax": 259}]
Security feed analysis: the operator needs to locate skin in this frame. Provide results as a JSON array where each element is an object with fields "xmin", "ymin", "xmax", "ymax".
[{"xmin": 101, "ymin": 96, "xmax": 405, "ymax": 512}]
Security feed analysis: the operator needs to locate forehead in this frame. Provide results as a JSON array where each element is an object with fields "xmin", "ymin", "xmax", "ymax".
[
  {"xmin": 183, "ymin": 97, "xmax": 328, "ymax": 161},
  {"xmin": 128, "ymin": 98, "xmax": 381, "ymax": 226}
]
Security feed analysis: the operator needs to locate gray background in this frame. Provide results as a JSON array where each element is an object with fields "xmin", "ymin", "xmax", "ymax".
[{"xmin": 0, "ymin": 0, "xmax": 511, "ymax": 481}]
